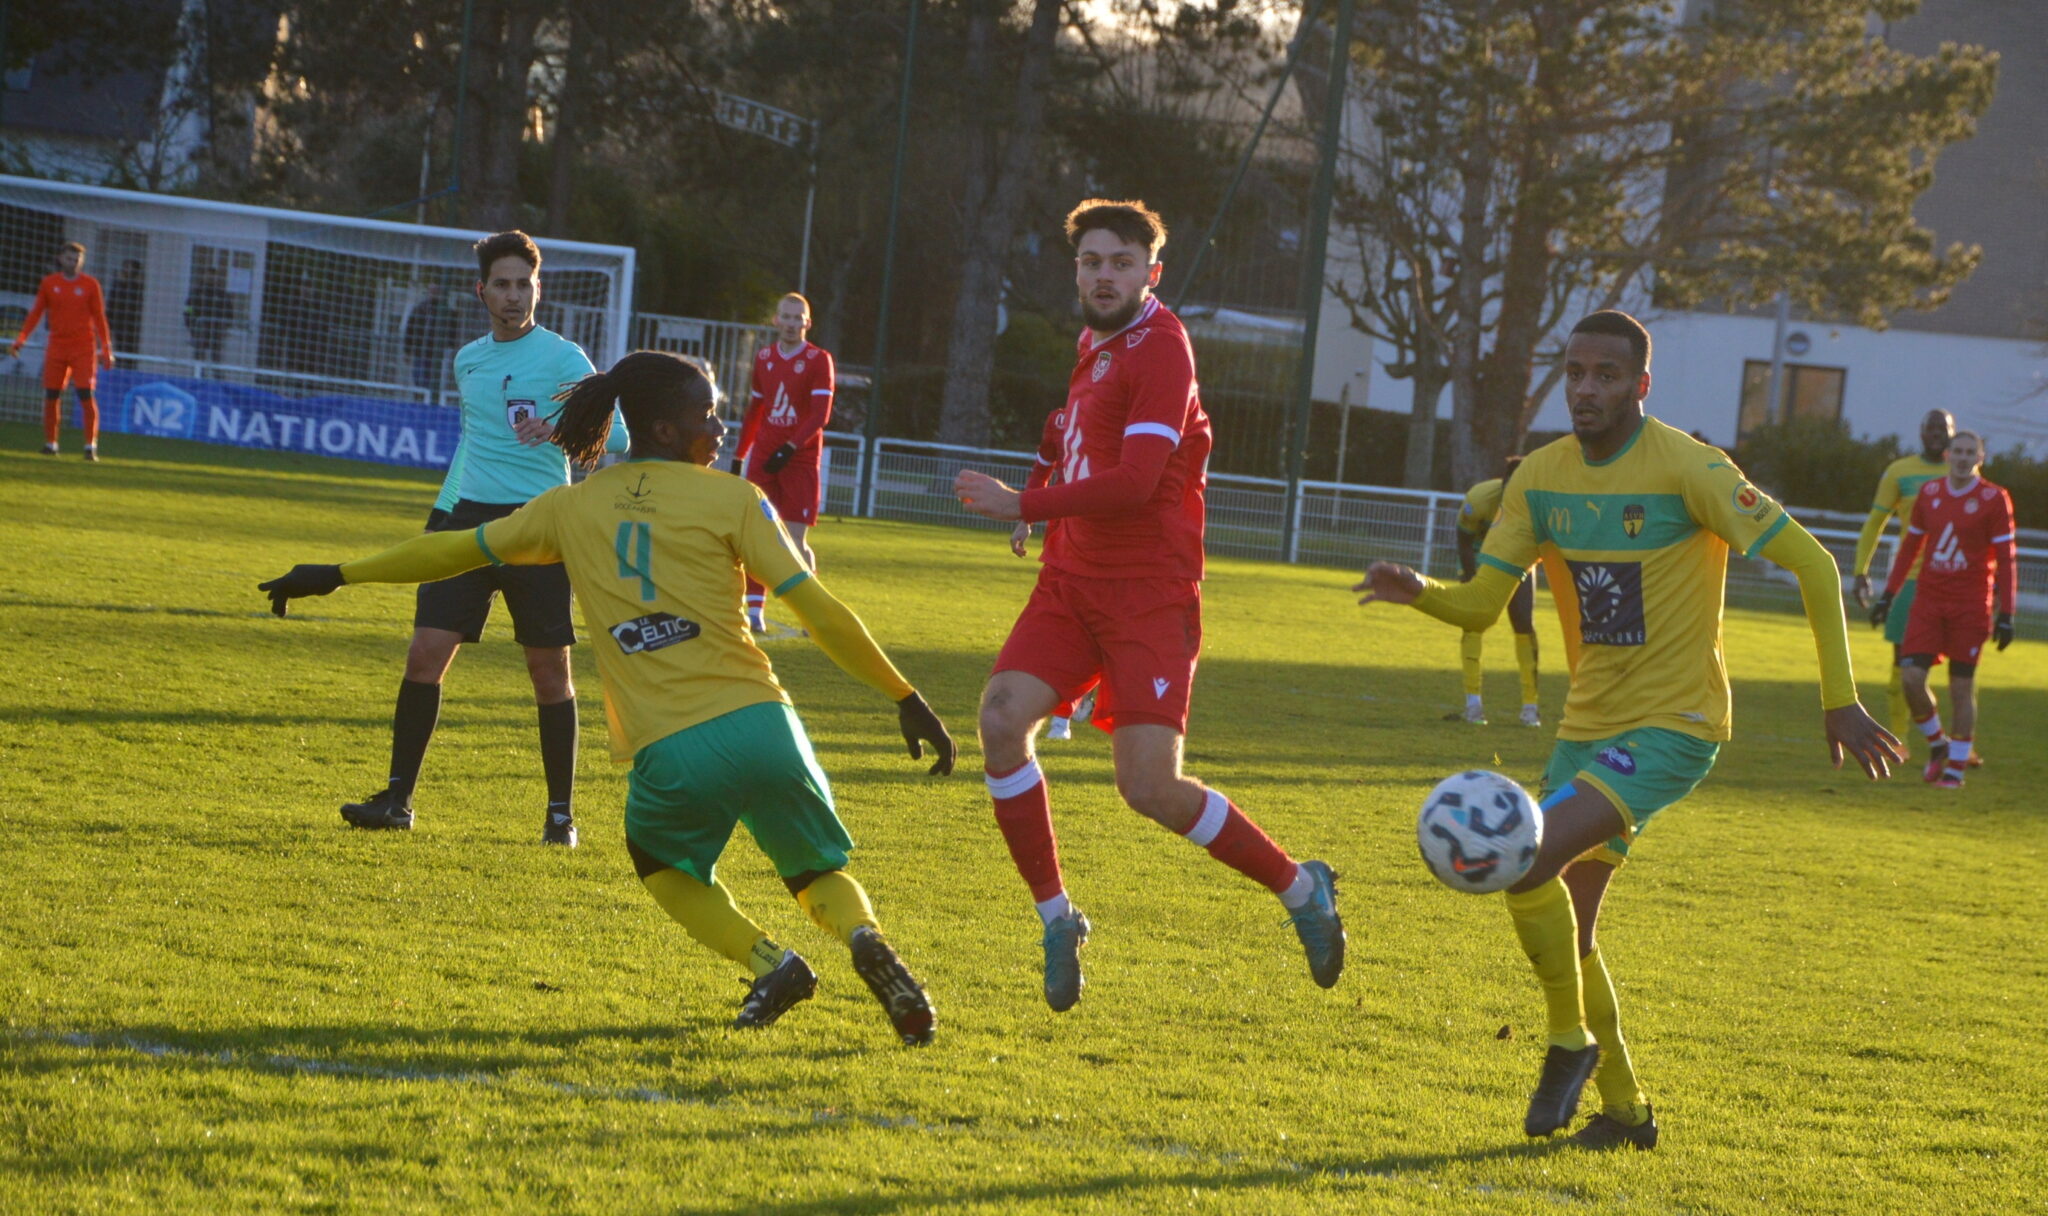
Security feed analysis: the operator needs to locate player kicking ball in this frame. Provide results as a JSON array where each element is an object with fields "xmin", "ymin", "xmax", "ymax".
[
  {"xmin": 1870, "ymin": 429, "xmax": 2019, "ymax": 788},
  {"xmin": 1357, "ymin": 310, "xmax": 1902, "ymax": 1148},
  {"xmin": 259, "ymin": 352, "xmax": 956, "ymax": 1045},
  {"xmin": 956, "ymin": 199, "xmax": 1345, "ymax": 1013}
]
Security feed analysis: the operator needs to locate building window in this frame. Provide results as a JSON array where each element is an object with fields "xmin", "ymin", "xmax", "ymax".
[{"xmin": 1738, "ymin": 359, "xmax": 1846, "ymax": 437}]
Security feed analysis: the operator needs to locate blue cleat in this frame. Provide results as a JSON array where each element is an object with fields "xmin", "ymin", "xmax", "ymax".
[
  {"xmin": 1041, "ymin": 909, "xmax": 1090, "ymax": 1012},
  {"xmin": 1288, "ymin": 860, "xmax": 1346, "ymax": 988}
]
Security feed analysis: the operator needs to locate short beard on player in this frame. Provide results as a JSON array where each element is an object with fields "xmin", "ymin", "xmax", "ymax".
[{"xmin": 1080, "ymin": 289, "xmax": 1145, "ymax": 334}]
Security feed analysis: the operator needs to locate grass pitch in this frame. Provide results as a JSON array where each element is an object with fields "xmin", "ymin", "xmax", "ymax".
[{"xmin": 2, "ymin": 423, "xmax": 2045, "ymax": 1214}]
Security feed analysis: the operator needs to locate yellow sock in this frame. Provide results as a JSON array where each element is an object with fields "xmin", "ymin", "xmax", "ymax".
[
  {"xmin": 1515, "ymin": 633, "xmax": 1540, "ymax": 706},
  {"xmin": 795, "ymin": 869, "xmax": 880, "ymax": 946},
  {"xmin": 641, "ymin": 869, "xmax": 783, "ymax": 977},
  {"xmin": 1886, "ymin": 665, "xmax": 1910, "ymax": 739},
  {"xmin": 1504, "ymin": 878, "xmax": 1591, "ymax": 1050},
  {"xmin": 1460, "ymin": 631, "xmax": 1485, "ymax": 697},
  {"xmin": 1581, "ymin": 948, "xmax": 1649, "ymax": 1124}
]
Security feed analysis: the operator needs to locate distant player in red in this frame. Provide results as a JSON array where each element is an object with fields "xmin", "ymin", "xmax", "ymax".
[
  {"xmin": 1875, "ymin": 430, "xmax": 2018, "ymax": 788},
  {"xmin": 11, "ymin": 241, "xmax": 116, "ymax": 461},
  {"xmin": 733, "ymin": 292, "xmax": 834, "ymax": 632},
  {"xmin": 954, "ymin": 198, "xmax": 1345, "ymax": 1012}
]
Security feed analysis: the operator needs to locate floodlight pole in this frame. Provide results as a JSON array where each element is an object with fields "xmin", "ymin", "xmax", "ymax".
[
  {"xmin": 860, "ymin": 0, "xmax": 920, "ymax": 517},
  {"xmin": 798, "ymin": 122, "xmax": 820, "ymax": 294},
  {"xmin": 1280, "ymin": 0, "xmax": 1355, "ymax": 562}
]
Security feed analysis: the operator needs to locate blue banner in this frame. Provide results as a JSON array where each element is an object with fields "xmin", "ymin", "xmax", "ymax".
[{"xmin": 98, "ymin": 368, "xmax": 459, "ymax": 471}]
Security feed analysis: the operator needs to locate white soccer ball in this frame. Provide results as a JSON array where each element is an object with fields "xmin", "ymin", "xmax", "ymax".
[{"xmin": 1416, "ymin": 770, "xmax": 1542, "ymax": 894}]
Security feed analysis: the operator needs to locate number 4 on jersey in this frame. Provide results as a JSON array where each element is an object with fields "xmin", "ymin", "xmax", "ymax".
[{"xmin": 616, "ymin": 521, "xmax": 655, "ymax": 601}]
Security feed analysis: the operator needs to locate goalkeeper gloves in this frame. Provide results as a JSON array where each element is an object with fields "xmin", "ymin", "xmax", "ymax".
[
  {"xmin": 1868, "ymin": 595, "xmax": 1892, "ymax": 630},
  {"xmin": 1995, "ymin": 613, "xmax": 2014, "ymax": 651},
  {"xmin": 763, "ymin": 443, "xmax": 797, "ymax": 474},
  {"xmin": 896, "ymin": 692, "xmax": 956, "ymax": 776},
  {"xmin": 258, "ymin": 564, "xmax": 345, "ymax": 617}
]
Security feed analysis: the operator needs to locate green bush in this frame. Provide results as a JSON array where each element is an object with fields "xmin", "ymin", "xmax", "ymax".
[{"xmin": 1735, "ymin": 417, "xmax": 2048, "ymax": 529}]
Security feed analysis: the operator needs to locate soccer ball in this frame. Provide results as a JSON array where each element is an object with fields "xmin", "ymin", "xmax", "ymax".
[{"xmin": 1416, "ymin": 771, "xmax": 1542, "ymax": 894}]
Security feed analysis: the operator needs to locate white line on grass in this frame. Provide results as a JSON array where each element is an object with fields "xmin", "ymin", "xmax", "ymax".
[{"xmin": 15, "ymin": 1028, "xmax": 1679, "ymax": 1212}]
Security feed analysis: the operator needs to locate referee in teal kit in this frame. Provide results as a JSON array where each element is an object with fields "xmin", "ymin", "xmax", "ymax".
[{"xmin": 337, "ymin": 231, "xmax": 626, "ymax": 845}]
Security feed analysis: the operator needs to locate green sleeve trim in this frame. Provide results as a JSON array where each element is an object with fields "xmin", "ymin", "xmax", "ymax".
[
  {"xmin": 1477, "ymin": 553, "xmax": 1524, "ymax": 578},
  {"xmin": 1743, "ymin": 513, "xmax": 1790, "ymax": 559},
  {"xmin": 474, "ymin": 524, "xmax": 505, "ymax": 566},
  {"xmin": 771, "ymin": 569, "xmax": 812, "ymax": 597}
]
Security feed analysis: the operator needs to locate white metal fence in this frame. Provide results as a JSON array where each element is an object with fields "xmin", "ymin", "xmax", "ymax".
[
  {"xmin": 627, "ymin": 313, "xmax": 769, "ymax": 422},
  {"xmin": 821, "ymin": 436, "xmax": 2048, "ymax": 629}
]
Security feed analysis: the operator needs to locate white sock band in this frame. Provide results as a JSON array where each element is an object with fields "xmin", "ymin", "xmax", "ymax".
[
  {"xmin": 985, "ymin": 759, "xmax": 1044, "ymax": 801},
  {"xmin": 1916, "ymin": 715, "xmax": 1944, "ymax": 739},
  {"xmin": 1949, "ymin": 738, "xmax": 1973, "ymax": 763},
  {"xmin": 1278, "ymin": 865, "xmax": 1315, "ymax": 909},
  {"xmin": 1035, "ymin": 892, "xmax": 1072, "ymax": 925},
  {"xmin": 1184, "ymin": 788, "xmax": 1230, "ymax": 847}
]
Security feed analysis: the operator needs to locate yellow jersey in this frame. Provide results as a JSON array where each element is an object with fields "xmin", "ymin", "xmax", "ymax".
[
  {"xmin": 476, "ymin": 459, "xmax": 812, "ymax": 760},
  {"xmin": 1457, "ymin": 478, "xmax": 1505, "ymax": 538},
  {"xmin": 1853, "ymin": 453, "xmax": 1947, "ymax": 578},
  {"xmin": 1475, "ymin": 417, "xmax": 1789, "ymax": 743}
]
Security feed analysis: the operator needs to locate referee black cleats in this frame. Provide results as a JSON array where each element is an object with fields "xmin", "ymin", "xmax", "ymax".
[
  {"xmin": 850, "ymin": 927, "xmax": 935, "ymax": 1046},
  {"xmin": 1572, "ymin": 1104, "xmax": 1659, "ymax": 1151},
  {"xmin": 734, "ymin": 950, "xmax": 817, "ymax": 1030},
  {"xmin": 1524, "ymin": 1041, "xmax": 1602, "ymax": 1137},
  {"xmin": 340, "ymin": 787, "xmax": 414, "ymax": 831},
  {"xmin": 542, "ymin": 809, "xmax": 578, "ymax": 847}
]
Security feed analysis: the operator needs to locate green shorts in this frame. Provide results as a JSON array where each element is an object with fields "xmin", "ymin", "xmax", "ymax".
[
  {"xmin": 1883, "ymin": 579, "xmax": 1917, "ymax": 646},
  {"xmin": 1540, "ymin": 727, "xmax": 1720, "ymax": 866},
  {"xmin": 624, "ymin": 701, "xmax": 851, "ymax": 886}
]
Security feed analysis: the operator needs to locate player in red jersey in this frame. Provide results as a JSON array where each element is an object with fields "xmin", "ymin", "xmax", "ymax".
[
  {"xmin": 733, "ymin": 292, "xmax": 835, "ymax": 632},
  {"xmin": 1010, "ymin": 404, "xmax": 1096, "ymax": 742},
  {"xmin": 954, "ymin": 199, "xmax": 1344, "ymax": 1012},
  {"xmin": 1874, "ymin": 430, "xmax": 2019, "ymax": 788},
  {"xmin": 11, "ymin": 241, "xmax": 116, "ymax": 461}
]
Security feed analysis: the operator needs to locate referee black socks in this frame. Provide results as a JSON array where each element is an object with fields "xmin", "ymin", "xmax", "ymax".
[
  {"xmin": 538, "ymin": 697, "xmax": 578, "ymax": 814},
  {"xmin": 388, "ymin": 678, "xmax": 443, "ymax": 801}
]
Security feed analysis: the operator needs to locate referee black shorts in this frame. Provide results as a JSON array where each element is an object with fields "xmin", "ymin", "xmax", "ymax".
[{"xmin": 413, "ymin": 498, "xmax": 577, "ymax": 648}]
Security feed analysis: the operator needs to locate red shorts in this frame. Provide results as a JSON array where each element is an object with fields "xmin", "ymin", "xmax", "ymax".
[
  {"xmin": 1901, "ymin": 597, "xmax": 1990, "ymax": 664},
  {"xmin": 746, "ymin": 460, "xmax": 821, "ymax": 526},
  {"xmin": 994, "ymin": 569, "xmax": 1201, "ymax": 734},
  {"xmin": 43, "ymin": 348, "xmax": 98, "ymax": 392}
]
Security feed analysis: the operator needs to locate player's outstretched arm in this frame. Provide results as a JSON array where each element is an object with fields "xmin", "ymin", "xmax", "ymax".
[
  {"xmin": 778, "ymin": 577, "xmax": 956, "ymax": 775},
  {"xmin": 257, "ymin": 530, "xmax": 490, "ymax": 617},
  {"xmin": 1354, "ymin": 561, "xmax": 1520, "ymax": 632},
  {"xmin": 1849, "ymin": 506, "xmax": 1891, "ymax": 607},
  {"xmin": 1757, "ymin": 522, "xmax": 1904, "ymax": 778}
]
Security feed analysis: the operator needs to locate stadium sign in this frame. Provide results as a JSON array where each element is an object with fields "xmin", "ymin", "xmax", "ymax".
[
  {"xmin": 693, "ymin": 88, "xmax": 815, "ymax": 149},
  {"xmin": 107, "ymin": 368, "xmax": 458, "ymax": 470}
]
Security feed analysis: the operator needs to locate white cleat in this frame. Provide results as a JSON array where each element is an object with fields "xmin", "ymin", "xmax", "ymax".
[
  {"xmin": 1046, "ymin": 716, "xmax": 1072, "ymax": 741},
  {"xmin": 1519, "ymin": 704, "xmax": 1542, "ymax": 727}
]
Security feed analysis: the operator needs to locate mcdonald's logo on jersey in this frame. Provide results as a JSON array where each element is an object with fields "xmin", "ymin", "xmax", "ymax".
[{"xmin": 1546, "ymin": 506, "xmax": 1573, "ymax": 535}]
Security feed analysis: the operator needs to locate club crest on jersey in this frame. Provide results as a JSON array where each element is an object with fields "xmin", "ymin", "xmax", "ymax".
[
  {"xmin": 1965, "ymin": 497, "xmax": 1978, "ymax": 514},
  {"xmin": 1092, "ymin": 351, "xmax": 1113, "ymax": 381},
  {"xmin": 794, "ymin": 359, "xmax": 805, "ymax": 373},
  {"xmin": 1622, "ymin": 503, "xmax": 1644, "ymax": 538},
  {"xmin": 506, "ymin": 399, "xmax": 537, "ymax": 428},
  {"xmin": 1596, "ymin": 746, "xmax": 1637, "ymax": 776}
]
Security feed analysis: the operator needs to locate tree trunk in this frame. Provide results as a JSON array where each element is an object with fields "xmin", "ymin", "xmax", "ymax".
[
  {"xmin": 456, "ymin": 0, "xmax": 540, "ymax": 232},
  {"xmin": 1403, "ymin": 357, "xmax": 1446, "ymax": 489},
  {"xmin": 1445, "ymin": 109, "xmax": 1495, "ymax": 492},
  {"xmin": 545, "ymin": 9, "xmax": 586, "ymax": 235},
  {"xmin": 934, "ymin": 0, "xmax": 1062, "ymax": 447}
]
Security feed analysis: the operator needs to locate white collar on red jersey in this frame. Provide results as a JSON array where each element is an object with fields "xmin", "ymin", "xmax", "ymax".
[
  {"xmin": 1082, "ymin": 295, "xmax": 1161, "ymax": 353},
  {"xmin": 1945, "ymin": 474, "xmax": 1981, "ymax": 495}
]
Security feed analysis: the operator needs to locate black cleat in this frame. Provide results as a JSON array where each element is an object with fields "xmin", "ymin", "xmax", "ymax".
[
  {"xmin": 849, "ymin": 927, "xmax": 935, "ymax": 1046},
  {"xmin": 733, "ymin": 951, "xmax": 817, "ymax": 1029},
  {"xmin": 542, "ymin": 809, "xmax": 578, "ymax": 847},
  {"xmin": 1524, "ymin": 1042, "xmax": 1601, "ymax": 1136},
  {"xmin": 340, "ymin": 787, "xmax": 414, "ymax": 830},
  {"xmin": 1571, "ymin": 1104, "xmax": 1659, "ymax": 1151}
]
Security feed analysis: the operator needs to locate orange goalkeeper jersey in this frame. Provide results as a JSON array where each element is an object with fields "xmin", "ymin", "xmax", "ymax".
[{"xmin": 20, "ymin": 273, "xmax": 113, "ymax": 356}]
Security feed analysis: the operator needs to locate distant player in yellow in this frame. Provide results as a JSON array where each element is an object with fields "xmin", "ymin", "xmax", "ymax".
[
  {"xmin": 1356, "ymin": 311, "xmax": 1903, "ymax": 1149},
  {"xmin": 258, "ymin": 351, "xmax": 957, "ymax": 1046},
  {"xmin": 1450, "ymin": 455, "xmax": 1541, "ymax": 727},
  {"xmin": 1849, "ymin": 409, "xmax": 1955, "ymax": 742}
]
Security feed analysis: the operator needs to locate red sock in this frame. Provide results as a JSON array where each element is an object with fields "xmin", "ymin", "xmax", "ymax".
[
  {"xmin": 43, "ymin": 397, "xmax": 60, "ymax": 446},
  {"xmin": 79, "ymin": 393, "xmax": 99, "ymax": 446},
  {"xmin": 1182, "ymin": 788, "xmax": 1299, "ymax": 894},
  {"xmin": 986, "ymin": 759, "xmax": 1064, "ymax": 901},
  {"xmin": 745, "ymin": 578, "xmax": 765, "ymax": 614}
]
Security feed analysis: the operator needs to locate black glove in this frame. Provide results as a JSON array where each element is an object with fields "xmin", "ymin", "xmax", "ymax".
[
  {"xmin": 763, "ymin": 443, "xmax": 797, "ymax": 474},
  {"xmin": 897, "ymin": 691, "xmax": 956, "ymax": 776},
  {"xmin": 258, "ymin": 564, "xmax": 344, "ymax": 617},
  {"xmin": 1868, "ymin": 594, "xmax": 1892, "ymax": 630},
  {"xmin": 1995, "ymin": 613, "xmax": 2014, "ymax": 651},
  {"xmin": 727, "ymin": 456, "xmax": 743, "ymax": 476}
]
